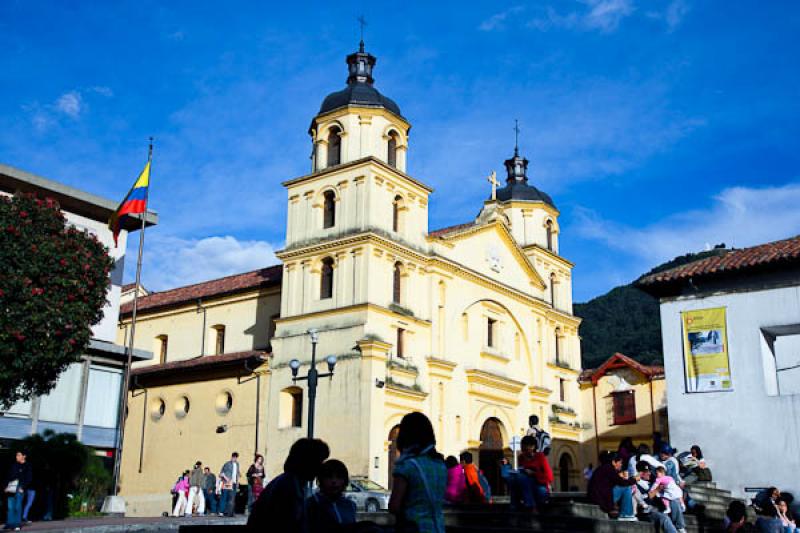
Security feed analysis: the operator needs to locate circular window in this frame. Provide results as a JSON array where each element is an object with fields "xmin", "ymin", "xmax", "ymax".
[
  {"xmin": 215, "ymin": 391, "xmax": 233, "ymax": 414},
  {"xmin": 174, "ymin": 396, "xmax": 190, "ymax": 418},
  {"xmin": 151, "ymin": 398, "xmax": 166, "ymax": 421}
]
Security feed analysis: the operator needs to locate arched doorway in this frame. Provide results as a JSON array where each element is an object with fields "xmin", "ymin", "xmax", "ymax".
[
  {"xmin": 387, "ymin": 425, "xmax": 400, "ymax": 489},
  {"xmin": 479, "ymin": 417, "xmax": 506, "ymax": 496},
  {"xmin": 559, "ymin": 452, "xmax": 573, "ymax": 491}
]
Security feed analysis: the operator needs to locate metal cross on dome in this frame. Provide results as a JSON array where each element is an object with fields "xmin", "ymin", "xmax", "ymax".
[
  {"xmin": 357, "ymin": 15, "xmax": 368, "ymax": 44},
  {"xmin": 513, "ymin": 119, "xmax": 521, "ymax": 156}
]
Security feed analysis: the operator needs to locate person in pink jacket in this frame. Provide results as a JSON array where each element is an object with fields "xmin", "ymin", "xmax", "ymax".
[
  {"xmin": 172, "ymin": 471, "xmax": 191, "ymax": 517},
  {"xmin": 444, "ymin": 456, "xmax": 466, "ymax": 504}
]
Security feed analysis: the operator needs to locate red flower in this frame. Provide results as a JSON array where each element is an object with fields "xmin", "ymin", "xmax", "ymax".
[
  {"xmin": 59, "ymin": 259, "xmax": 67, "ymax": 267},
  {"xmin": 19, "ymin": 211, "xmax": 28, "ymax": 218}
]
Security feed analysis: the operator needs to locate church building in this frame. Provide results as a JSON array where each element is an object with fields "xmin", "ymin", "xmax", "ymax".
[{"xmin": 117, "ymin": 41, "xmax": 588, "ymax": 515}]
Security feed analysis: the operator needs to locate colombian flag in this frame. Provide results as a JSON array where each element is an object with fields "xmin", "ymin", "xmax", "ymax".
[{"xmin": 108, "ymin": 160, "xmax": 150, "ymax": 246}]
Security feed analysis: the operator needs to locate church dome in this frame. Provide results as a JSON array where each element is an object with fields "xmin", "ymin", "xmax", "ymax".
[
  {"xmin": 494, "ymin": 147, "xmax": 556, "ymax": 208},
  {"xmin": 318, "ymin": 41, "xmax": 403, "ymax": 118}
]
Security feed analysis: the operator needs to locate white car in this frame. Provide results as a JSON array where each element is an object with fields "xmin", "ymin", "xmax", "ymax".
[{"xmin": 344, "ymin": 477, "xmax": 390, "ymax": 512}]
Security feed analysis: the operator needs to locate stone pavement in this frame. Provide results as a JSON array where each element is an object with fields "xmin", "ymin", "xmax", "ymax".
[{"xmin": 3, "ymin": 515, "xmax": 246, "ymax": 532}]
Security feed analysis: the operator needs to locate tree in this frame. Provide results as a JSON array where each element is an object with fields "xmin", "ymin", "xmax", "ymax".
[{"xmin": 0, "ymin": 193, "xmax": 113, "ymax": 407}]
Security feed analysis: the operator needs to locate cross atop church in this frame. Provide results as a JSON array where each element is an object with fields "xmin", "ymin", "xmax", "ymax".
[
  {"xmin": 487, "ymin": 170, "xmax": 499, "ymax": 200},
  {"xmin": 513, "ymin": 119, "xmax": 520, "ymax": 156},
  {"xmin": 357, "ymin": 15, "xmax": 368, "ymax": 51}
]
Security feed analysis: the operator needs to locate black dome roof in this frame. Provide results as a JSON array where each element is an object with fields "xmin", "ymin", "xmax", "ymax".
[
  {"xmin": 317, "ymin": 41, "xmax": 403, "ymax": 118},
  {"xmin": 319, "ymin": 83, "xmax": 402, "ymax": 116},
  {"xmin": 496, "ymin": 182, "xmax": 556, "ymax": 207},
  {"xmin": 492, "ymin": 148, "xmax": 556, "ymax": 208}
]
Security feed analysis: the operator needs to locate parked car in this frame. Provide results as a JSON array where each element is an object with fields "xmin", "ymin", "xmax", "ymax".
[{"xmin": 344, "ymin": 477, "xmax": 390, "ymax": 512}]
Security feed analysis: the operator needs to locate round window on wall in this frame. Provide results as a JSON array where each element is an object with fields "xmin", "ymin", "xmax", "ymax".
[
  {"xmin": 216, "ymin": 391, "xmax": 234, "ymax": 415},
  {"xmin": 151, "ymin": 398, "xmax": 166, "ymax": 421},
  {"xmin": 175, "ymin": 396, "xmax": 190, "ymax": 418}
]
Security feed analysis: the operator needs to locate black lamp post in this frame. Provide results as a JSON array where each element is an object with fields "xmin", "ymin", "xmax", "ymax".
[{"xmin": 289, "ymin": 328, "xmax": 337, "ymax": 439}]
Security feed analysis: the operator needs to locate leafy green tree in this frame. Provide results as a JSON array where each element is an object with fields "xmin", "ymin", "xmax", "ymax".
[{"xmin": 0, "ymin": 193, "xmax": 113, "ymax": 407}]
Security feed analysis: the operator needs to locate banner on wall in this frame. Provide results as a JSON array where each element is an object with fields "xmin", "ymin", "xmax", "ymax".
[{"xmin": 681, "ymin": 307, "xmax": 733, "ymax": 393}]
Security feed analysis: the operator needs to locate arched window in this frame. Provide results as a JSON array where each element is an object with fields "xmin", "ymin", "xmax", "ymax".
[
  {"xmin": 327, "ymin": 126, "xmax": 341, "ymax": 167},
  {"xmin": 156, "ymin": 334, "xmax": 168, "ymax": 364},
  {"xmin": 392, "ymin": 195, "xmax": 403, "ymax": 232},
  {"xmin": 550, "ymin": 273, "xmax": 557, "ymax": 308},
  {"xmin": 554, "ymin": 327, "xmax": 561, "ymax": 364},
  {"xmin": 396, "ymin": 328, "xmax": 405, "ymax": 358},
  {"xmin": 320, "ymin": 257, "xmax": 334, "ymax": 299},
  {"xmin": 213, "ymin": 325, "xmax": 225, "ymax": 355},
  {"xmin": 323, "ymin": 190, "xmax": 336, "ymax": 229},
  {"xmin": 393, "ymin": 262, "xmax": 402, "ymax": 304},
  {"xmin": 279, "ymin": 387, "xmax": 304, "ymax": 428},
  {"xmin": 387, "ymin": 131, "xmax": 398, "ymax": 167},
  {"xmin": 546, "ymin": 220, "xmax": 554, "ymax": 251}
]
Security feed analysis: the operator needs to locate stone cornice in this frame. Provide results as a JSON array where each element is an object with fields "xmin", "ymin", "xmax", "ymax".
[{"xmin": 282, "ymin": 156, "xmax": 433, "ymax": 195}]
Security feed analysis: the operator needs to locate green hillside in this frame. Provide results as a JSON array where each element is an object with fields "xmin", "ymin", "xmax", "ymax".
[
  {"xmin": 574, "ymin": 285, "xmax": 662, "ymax": 369},
  {"xmin": 575, "ymin": 246, "xmax": 728, "ymax": 369}
]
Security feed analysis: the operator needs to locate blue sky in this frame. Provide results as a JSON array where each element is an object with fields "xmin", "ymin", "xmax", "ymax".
[{"xmin": 1, "ymin": 1, "xmax": 798, "ymax": 302}]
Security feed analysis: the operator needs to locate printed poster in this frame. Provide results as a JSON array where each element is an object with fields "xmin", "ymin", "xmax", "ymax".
[{"xmin": 681, "ymin": 307, "xmax": 733, "ymax": 392}]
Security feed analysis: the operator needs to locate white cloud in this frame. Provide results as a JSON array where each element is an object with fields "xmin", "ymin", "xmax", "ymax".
[
  {"xmin": 56, "ymin": 91, "xmax": 83, "ymax": 118},
  {"xmin": 528, "ymin": 0, "xmax": 634, "ymax": 33},
  {"xmin": 647, "ymin": 0, "xmax": 690, "ymax": 31},
  {"xmin": 138, "ymin": 235, "xmax": 279, "ymax": 291},
  {"xmin": 583, "ymin": 0, "xmax": 634, "ymax": 32},
  {"xmin": 91, "ymin": 86, "xmax": 114, "ymax": 97},
  {"xmin": 479, "ymin": 6, "xmax": 524, "ymax": 32},
  {"xmin": 574, "ymin": 182, "xmax": 800, "ymax": 269}
]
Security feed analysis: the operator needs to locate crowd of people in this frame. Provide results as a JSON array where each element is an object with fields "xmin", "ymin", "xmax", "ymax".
[
  {"xmin": 169, "ymin": 452, "xmax": 266, "ymax": 518},
  {"xmin": 586, "ymin": 437, "xmax": 712, "ymax": 533}
]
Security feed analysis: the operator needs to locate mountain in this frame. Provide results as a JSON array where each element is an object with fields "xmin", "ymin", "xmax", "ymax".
[{"xmin": 575, "ymin": 246, "xmax": 729, "ymax": 369}]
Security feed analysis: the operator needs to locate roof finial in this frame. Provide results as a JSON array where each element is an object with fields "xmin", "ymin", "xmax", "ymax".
[
  {"xmin": 357, "ymin": 15, "xmax": 367, "ymax": 52},
  {"xmin": 513, "ymin": 119, "xmax": 520, "ymax": 157}
]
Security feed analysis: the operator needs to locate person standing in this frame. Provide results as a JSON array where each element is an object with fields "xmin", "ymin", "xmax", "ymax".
[
  {"xmin": 186, "ymin": 461, "xmax": 205, "ymax": 516},
  {"xmin": 246, "ymin": 454, "xmax": 266, "ymax": 513},
  {"xmin": 202, "ymin": 467, "xmax": 217, "ymax": 515},
  {"xmin": 4, "ymin": 450, "xmax": 32, "ymax": 531},
  {"xmin": 171, "ymin": 471, "xmax": 190, "ymax": 517},
  {"xmin": 219, "ymin": 452, "xmax": 240, "ymax": 517},
  {"xmin": 388, "ymin": 412, "xmax": 447, "ymax": 533},
  {"xmin": 525, "ymin": 415, "xmax": 551, "ymax": 453}
]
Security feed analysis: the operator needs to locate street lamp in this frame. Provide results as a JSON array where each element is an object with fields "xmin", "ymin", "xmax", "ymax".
[{"xmin": 289, "ymin": 328, "xmax": 337, "ymax": 439}]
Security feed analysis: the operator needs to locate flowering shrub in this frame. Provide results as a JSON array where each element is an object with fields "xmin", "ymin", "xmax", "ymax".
[{"xmin": 0, "ymin": 193, "xmax": 113, "ymax": 407}]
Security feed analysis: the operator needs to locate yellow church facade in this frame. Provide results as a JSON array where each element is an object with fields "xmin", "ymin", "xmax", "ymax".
[{"xmin": 117, "ymin": 42, "xmax": 591, "ymax": 516}]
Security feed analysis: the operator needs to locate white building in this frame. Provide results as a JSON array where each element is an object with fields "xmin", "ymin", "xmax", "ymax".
[
  {"xmin": 637, "ymin": 235, "xmax": 800, "ymax": 499},
  {"xmin": 0, "ymin": 163, "xmax": 156, "ymax": 455}
]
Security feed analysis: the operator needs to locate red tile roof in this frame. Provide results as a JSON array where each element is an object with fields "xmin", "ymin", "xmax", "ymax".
[
  {"xmin": 429, "ymin": 222, "xmax": 474, "ymax": 237},
  {"xmin": 637, "ymin": 235, "xmax": 800, "ymax": 288},
  {"xmin": 131, "ymin": 350, "xmax": 268, "ymax": 378},
  {"xmin": 121, "ymin": 265, "xmax": 282, "ymax": 316},
  {"xmin": 121, "ymin": 283, "xmax": 136, "ymax": 292},
  {"xmin": 580, "ymin": 353, "xmax": 664, "ymax": 384}
]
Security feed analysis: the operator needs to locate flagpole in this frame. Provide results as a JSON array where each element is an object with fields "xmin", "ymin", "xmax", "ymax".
[{"xmin": 111, "ymin": 138, "xmax": 153, "ymax": 499}]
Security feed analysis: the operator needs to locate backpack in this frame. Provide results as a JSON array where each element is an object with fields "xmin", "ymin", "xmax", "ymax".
[{"xmin": 534, "ymin": 428, "xmax": 552, "ymax": 453}]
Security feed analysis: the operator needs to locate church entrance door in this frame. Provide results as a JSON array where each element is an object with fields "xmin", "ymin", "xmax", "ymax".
[
  {"xmin": 559, "ymin": 452, "xmax": 573, "ymax": 491},
  {"xmin": 478, "ymin": 417, "xmax": 506, "ymax": 496}
]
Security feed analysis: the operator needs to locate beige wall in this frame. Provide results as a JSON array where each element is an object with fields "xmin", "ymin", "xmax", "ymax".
[
  {"xmin": 580, "ymin": 369, "xmax": 668, "ymax": 464},
  {"xmin": 118, "ymin": 288, "xmax": 280, "ymax": 366},
  {"xmin": 120, "ymin": 369, "xmax": 269, "ymax": 517}
]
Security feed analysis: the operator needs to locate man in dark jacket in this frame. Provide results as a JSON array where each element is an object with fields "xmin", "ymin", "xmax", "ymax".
[
  {"xmin": 5, "ymin": 450, "xmax": 33, "ymax": 530},
  {"xmin": 202, "ymin": 467, "xmax": 217, "ymax": 515},
  {"xmin": 587, "ymin": 451, "xmax": 637, "ymax": 519}
]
